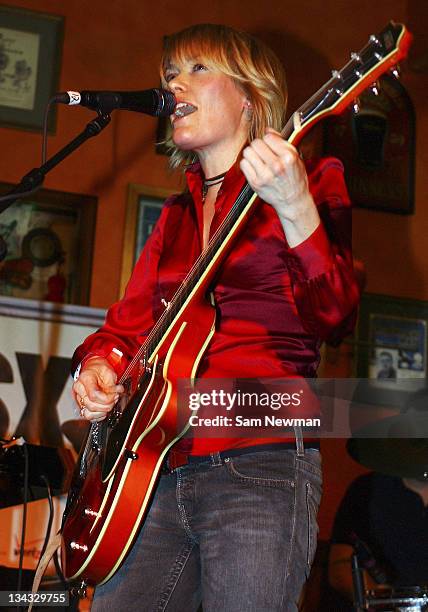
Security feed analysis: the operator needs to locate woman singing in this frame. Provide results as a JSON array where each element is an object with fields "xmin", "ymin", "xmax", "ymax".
[{"xmin": 71, "ymin": 23, "xmax": 360, "ymax": 611}]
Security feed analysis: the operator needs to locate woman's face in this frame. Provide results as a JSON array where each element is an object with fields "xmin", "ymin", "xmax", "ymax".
[{"xmin": 164, "ymin": 56, "xmax": 249, "ymax": 163}]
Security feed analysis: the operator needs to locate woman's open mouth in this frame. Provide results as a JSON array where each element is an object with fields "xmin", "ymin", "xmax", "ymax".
[{"xmin": 172, "ymin": 102, "xmax": 197, "ymax": 120}]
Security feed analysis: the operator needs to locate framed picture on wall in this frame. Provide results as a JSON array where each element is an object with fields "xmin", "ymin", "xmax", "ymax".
[
  {"xmin": 0, "ymin": 182, "xmax": 97, "ymax": 304},
  {"xmin": 355, "ymin": 293, "xmax": 428, "ymax": 403},
  {"xmin": 323, "ymin": 74, "xmax": 415, "ymax": 214},
  {"xmin": 0, "ymin": 5, "xmax": 64, "ymax": 132},
  {"xmin": 119, "ymin": 184, "xmax": 175, "ymax": 296}
]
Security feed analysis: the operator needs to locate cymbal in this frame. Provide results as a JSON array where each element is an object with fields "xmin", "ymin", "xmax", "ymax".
[
  {"xmin": 61, "ymin": 419, "xmax": 90, "ymax": 453},
  {"xmin": 347, "ymin": 432, "xmax": 428, "ymax": 479},
  {"xmin": 347, "ymin": 382, "xmax": 428, "ymax": 478},
  {"xmin": 350, "ymin": 411, "xmax": 428, "ymax": 438}
]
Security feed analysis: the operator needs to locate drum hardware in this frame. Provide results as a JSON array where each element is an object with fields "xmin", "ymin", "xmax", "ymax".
[
  {"xmin": 352, "ymin": 551, "xmax": 428, "ymax": 611},
  {"xmin": 365, "ymin": 586, "xmax": 428, "ymax": 611}
]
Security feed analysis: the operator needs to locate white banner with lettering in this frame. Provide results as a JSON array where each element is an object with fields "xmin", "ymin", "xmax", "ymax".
[{"xmin": 0, "ymin": 296, "xmax": 105, "ymax": 570}]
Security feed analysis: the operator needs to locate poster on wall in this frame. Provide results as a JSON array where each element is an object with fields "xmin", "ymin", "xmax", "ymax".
[
  {"xmin": 368, "ymin": 315, "xmax": 426, "ymax": 382},
  {"xmin": 0, "ymin": 26, "xmax": 39, "ymax": 111},
  {"xmin": 0, "ymin": 183, "xmax": 97, "ymax": 305},
  {"xmin": 0, "ymin": 5, "xmax": 64, "ymax": 132},
  {"xmin": 0, "ymin": 295, "xmax": 105, "ymax": 440}
]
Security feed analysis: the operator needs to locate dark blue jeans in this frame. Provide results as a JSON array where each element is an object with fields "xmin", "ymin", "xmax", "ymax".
[{"xmin": 92, "ymin": 447, "xmax": 322, "ymax": 611}]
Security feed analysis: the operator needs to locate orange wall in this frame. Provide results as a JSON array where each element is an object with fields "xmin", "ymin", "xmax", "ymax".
[
  {"xmin": 1, "ymin": 0, "xmax": 427, "ymax": 539},
  {"xmin": 4, "ymin": 0, "xmax": 426, "ymax": 309}
]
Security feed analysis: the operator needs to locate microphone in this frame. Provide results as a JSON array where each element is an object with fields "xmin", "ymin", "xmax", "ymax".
[{"xmin": 54, "ymin": 88, "xmax": 176, "ymax": 117}]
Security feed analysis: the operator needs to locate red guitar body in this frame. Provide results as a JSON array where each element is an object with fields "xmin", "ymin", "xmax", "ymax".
[{"xmin": 61, "ymin": 291, "xmax": 215, "ymax": 584}]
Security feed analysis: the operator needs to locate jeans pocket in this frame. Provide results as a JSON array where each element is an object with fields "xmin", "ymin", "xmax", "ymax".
[
  {"xmin": 224, "ymin": 454, "xmax": 296, "ymax": 489},
  {"xmin": 305, "ymin": 481, "xmax": 320, "ymax": 571}
]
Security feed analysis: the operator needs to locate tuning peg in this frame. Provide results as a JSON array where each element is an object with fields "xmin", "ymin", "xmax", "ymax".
[
  {"xmin": 391, "ymin": 65, "xmax": 400, "ymax": 79},
  {"xmin": 370, "ymin": 82, "xmax": 380, "ymax": 96},
  {"xmin": 369, "ymin": 34, "xmax": 381, "ymax": 46},
  {"xmin": 369, "ymin": 34, "xmax": 383, "ymax": 61},
  {"xmin": 352, "ymin": 99, "xmax": 360, "ymax": 114}
]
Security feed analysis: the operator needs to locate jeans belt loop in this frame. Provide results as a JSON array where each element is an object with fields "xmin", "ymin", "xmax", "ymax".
[
  {"xmin": 210, "ymin": 451, "xmax": 222, "ymax": 467},
  {"xmin": 294, "ymin": 426, "xmax": 305, "ymax": 457}
]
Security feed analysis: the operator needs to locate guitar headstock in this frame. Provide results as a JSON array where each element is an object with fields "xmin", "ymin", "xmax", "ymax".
[{"xmin": 287, "ymin": 21, "xmax": 413, "ymax": 144}]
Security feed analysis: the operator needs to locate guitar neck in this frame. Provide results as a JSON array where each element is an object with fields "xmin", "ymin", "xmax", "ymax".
[
  {"xmin": 141, "ymin": 182, "xmax": 257, "ymax": 364},
  {"xmin": 283, "ymin": 21, "xmax": 411, "ymax": 145}
]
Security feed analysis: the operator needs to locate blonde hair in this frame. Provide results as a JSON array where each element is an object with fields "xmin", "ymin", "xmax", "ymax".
[{"xmin": 160, "ymin": 24, "xmax": 288, "ymax": 168}]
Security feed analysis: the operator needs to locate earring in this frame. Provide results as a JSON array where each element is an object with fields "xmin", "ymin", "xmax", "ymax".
[{"xmin": 244, "ymin": 101, "xmax": 253, "ymax": 120}]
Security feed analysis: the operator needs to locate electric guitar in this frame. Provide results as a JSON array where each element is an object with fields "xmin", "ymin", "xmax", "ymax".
[{"xmin": 61, "ymin": 21, "xmax": 412, "ymax": 586}]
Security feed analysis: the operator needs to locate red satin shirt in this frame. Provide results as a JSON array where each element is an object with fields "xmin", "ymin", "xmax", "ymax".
[{"xmin": 73, "ymin": 157, "xmax": 360, "ymax": 453}]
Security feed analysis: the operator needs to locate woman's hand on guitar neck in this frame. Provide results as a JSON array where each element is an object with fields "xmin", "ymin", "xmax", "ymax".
[
  {"xmin": 72, "ymin": 356, "xmax": 124, "ymax": 422},
  {"xmin": 240, "ymin": 128, "xmax": 321, "ymax": 247}
]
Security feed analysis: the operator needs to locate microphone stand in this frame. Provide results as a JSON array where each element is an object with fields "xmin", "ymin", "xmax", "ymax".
[
  {"xmin": 0, "ymin": 110, "xmax": 111, "ymax": 261},
  {"xmin": 351, "ymin": 553, "xmax": 366, "ymax": 611}
]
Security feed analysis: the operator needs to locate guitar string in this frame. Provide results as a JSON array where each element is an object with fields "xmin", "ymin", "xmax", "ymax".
[
  {"xmin": 302, "ymin": 26, "xmax": 401, "ymax": 119},
  {"xmin": 296, "ymin": 39, "xmax": 380, "ymax": 123},
  {"xmin": 118, "ymin": 182, "xmax": 255, "ymax": 383}
]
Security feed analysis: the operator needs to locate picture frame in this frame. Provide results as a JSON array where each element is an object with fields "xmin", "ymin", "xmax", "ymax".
[
  {"xmin": 0, "ymin": 182, "xmax": 97, "ymax": 304},
  {"xmin": 355, "ymin": 292, "xmax": 428, "ymax": 402},
  {"xmin": 323, "ymin": 74, "xmax": 416, "ymax": 214},
  {"xmin": 0, "ymin": 5, "xmax": 64, "ymax": 132},
  {"xmin": 120, "ymin": 183, "xmax": 175, "ymax": 296}
]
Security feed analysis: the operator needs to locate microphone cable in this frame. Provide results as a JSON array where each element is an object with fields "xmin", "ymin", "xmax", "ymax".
[{"xmin": 16, "ymin": 442, "xmax": 29, "ymax": 612}]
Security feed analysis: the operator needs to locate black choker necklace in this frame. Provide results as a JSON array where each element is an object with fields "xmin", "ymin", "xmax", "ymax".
[{"xmin": 202, "ymin": 171, "xmax": 227, "ymax": 202}]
